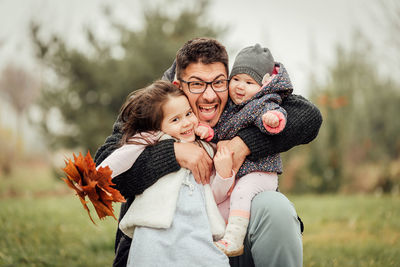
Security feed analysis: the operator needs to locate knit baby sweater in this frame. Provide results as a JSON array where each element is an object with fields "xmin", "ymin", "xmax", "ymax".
[{"xmin": 212, "ymin": 63, "xmax": 292, "ymax": 178}]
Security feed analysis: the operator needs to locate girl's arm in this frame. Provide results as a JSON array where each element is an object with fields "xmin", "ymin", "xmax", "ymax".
[
  {"xmin": 97, "ymin": 144, "xmax": 146, "ymax": 178},
  {"xmin": 94, "ymin": 120, "xmax": 180, "ymax": 198},
  {"xmin": 211, "ymin": 146, "xmax": 235, "ymax": 204},
  {"xmin": 94, "ymin": 119, "xmax": 211, "ymax": 198},
  {"xmin": 108, "ymin": 139, "xmax": 180, "ymax": 199},
  {"xmin": 211, "ymin": 171, "xmax": 235, "ymax": 204}
]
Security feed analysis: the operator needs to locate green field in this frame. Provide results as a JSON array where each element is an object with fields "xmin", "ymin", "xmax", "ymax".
[{"xmin": 1, "ymin": 164, "xmax": 399, "ymax": 266}]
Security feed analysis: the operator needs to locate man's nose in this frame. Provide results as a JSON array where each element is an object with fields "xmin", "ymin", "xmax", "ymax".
[{"xmin": 202, "ymin": 84, "xmax": 217, "ymax": 101}]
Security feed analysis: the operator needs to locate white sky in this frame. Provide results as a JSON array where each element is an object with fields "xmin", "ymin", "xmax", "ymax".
[
  {"xmin": 0, "ymin": 0, "xmax": 379, "ymax": 93},
  {"xmin": 0, "ymin": 0, "xmax": 386, "ymax": 148}
]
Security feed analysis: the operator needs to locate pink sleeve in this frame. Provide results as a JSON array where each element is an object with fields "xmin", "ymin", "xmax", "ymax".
[
  {"xmin": 97, "ymin": 144, "xmax": 146, "ymax": 178},
  {"xmin": 263, "ymin": 110, "xmax": 286, "ymax": 134},
  {"xmin": 198, "ymin": 122, "xmax": 214, "ymax": 142},
  {"xmin": 210, "ymin": 170, "xmax": 235, "ymax": 204}
]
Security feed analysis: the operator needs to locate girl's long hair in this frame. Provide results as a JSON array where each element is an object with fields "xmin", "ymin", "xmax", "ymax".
[{"xmin": 119, "ymin": 80, "xmax": 185, "ymax": 145}]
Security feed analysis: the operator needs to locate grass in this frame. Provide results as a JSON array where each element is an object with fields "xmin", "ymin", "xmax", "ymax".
[
  {"xmin": 0, "ymin": 197, "xmax": 117, "ymax": 267},
  {"xmin": 0, "ymin": 162, "xmax": 117, "ymax": 267},
  {"xmin": 292, "ymin": 194, "xmax": 400, "ymax": 266},
  {"xmin": 1, "ymin": 163, "xmax": 399, "ymax": 266}
]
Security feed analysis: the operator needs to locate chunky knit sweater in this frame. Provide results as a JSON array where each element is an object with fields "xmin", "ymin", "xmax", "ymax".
[{"xmin": 93, "ymin": 60, "xmax": 322, "ymax": 267}]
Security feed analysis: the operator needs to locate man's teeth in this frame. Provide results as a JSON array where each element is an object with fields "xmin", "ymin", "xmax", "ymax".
[
  {"xmin": 200, "ymin": 105, "xmax": 216, "ymax": 111},
  {"xmin": 182, "ymin": 130, "xmax": 192, "ymax": 135}
]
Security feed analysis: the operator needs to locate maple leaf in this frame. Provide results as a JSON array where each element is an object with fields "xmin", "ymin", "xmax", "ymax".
[{"xmin": 61, "ymin": 151, "xmax": 125, "ymax": 224}]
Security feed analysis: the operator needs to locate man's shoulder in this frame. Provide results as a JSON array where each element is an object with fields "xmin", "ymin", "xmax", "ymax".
[
  {"xmin": 281, "ymin": 94, "xmax": 320, "ymax": 116},
  {"xmin": 284, "ymin": 94, "xmax": 307, "ymax": 103}
]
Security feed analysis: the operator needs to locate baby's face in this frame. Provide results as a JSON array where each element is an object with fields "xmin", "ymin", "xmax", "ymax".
[{"xmin": 229, "ymin": 74, "xmax": 261, "ymax": 104}]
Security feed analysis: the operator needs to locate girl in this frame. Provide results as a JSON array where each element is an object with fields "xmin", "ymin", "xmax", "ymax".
[
  {"xmin": 212, "ymin": 44, "xmax": 293, "ymax": 256},
  {"xmin": 98, "ymin": 80, "xmax": 234, "ymax": 267}
]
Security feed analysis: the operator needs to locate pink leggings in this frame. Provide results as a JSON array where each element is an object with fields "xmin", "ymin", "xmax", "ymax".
[{"xmin": 230, "ymin": 172, "xmax": 278, "ymax": 217}]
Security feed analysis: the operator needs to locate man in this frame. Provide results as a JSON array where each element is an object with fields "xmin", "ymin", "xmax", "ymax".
[{"xmin": 95, "ymin": 38, "xmax": 322, "ymax": 267}]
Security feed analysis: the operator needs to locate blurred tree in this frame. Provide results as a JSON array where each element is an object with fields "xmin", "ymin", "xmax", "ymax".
[
  {"xmin": 376, "ymin": 0, "xmax": 400, "ymax": 70},
  {"xmin": 31, "ymin": 0, "xmax": 225, "ymax": 153},
  {"xmin": 0, "ymin": 64, "xmax": 40, "ymax": 141},
  {"xmin": 281, "ymin": 0, "xmax": 400, "ymax": 194},
  {"xmin": 282, "ymin": 33, "xmax": 400, "ymax": 193},
  {"xmin": 0, "ymin": 125, "xmax": 15, "ymax": 175}
]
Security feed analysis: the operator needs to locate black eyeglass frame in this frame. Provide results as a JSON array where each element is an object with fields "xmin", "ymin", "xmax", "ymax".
[{"xmin": 179, "ymin": 78, "xmax": 230, "ymax": 94}]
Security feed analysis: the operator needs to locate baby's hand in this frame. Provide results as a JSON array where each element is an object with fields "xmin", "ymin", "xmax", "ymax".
[
  {"xmin": 213, "ymin": 146, "xmax": 233, "ymax": 178},
  {"xmin": 262, "ymin": 112, "xmax": 280, "ymax": 128},
  {"xmin": 195, "ymin": 125, "xmax": 210, "ymax": 139}
]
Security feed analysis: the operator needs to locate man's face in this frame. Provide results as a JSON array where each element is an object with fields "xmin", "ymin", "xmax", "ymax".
[{"xmin": 176, "ymin": 62, "xmax": 228, "ymax": 127}]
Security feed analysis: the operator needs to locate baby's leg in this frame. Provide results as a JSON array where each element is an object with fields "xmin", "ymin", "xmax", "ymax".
[
  {"xmin": 230, "ymin": 172, "xmax": 278, "ymax": 213},
  {"xmin": 215, "ymin": 172, "xmax": 278, "ymax": 257}
]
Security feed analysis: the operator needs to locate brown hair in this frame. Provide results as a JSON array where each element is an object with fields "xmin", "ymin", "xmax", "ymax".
[
  {"xmin": 176, "ymin": 37, "xmax": 229, "ymax": 80},
  {"xmin": 119, "ymin": 80, "xmax": 185, "ymax": 145}
]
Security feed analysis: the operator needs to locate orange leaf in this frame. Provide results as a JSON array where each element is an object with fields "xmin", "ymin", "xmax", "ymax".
[{"xmin": 61, "ymin": 151, "xmax": 126, "ymax": 224}]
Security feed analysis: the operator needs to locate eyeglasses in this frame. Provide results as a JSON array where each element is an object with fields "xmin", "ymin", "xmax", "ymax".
[{"xmin": 179, "ymin": 79, "xmax": 229, "ymax": 94}]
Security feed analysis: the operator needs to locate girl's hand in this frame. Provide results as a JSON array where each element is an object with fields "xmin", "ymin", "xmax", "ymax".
[
  {"xmin": 217, "ymin": 137, "xmax": 249, "ymax": 174},
  {"xmin": 195, "ymin": 125, "xmax": 210, "ymax": 139},
  {"xmin": 213, "ymin": 146, "xmax": 233, "ymax": 178},
  {"xmin": 262, "ymin": 111, "xmax": 279, "ymax": 128}
]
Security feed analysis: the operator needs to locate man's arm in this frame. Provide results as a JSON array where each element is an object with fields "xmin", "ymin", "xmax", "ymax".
[
  {"xmin": 94, "ymin": 120, "xmax": 124, "ymax": 165},
  {"xmin": 96, "ymin": 135, "xmax": 211, "ymax": 198},
  {"xmin": 94, "ymin": 119, "xmax": 180, "ymax": 198},
  {"xmin": 110, "ymin": 139, "xmax": 180, "ymax": 198},
  {"xmin": 236, "ymin": 94, "xmax": 322, "ymax": 161}
]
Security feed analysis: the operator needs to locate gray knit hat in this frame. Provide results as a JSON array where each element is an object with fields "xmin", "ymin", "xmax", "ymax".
[{"xmin": 229, "ymin": 44, "xmax": 275, "ymax": 86}]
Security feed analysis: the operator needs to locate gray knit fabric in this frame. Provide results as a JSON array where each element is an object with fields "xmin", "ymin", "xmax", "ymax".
[{"xmin": 229, "ymin": 44, "xmax": 274, "ymax": 85}]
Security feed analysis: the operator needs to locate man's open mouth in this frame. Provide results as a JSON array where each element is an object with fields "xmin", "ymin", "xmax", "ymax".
[
  {"xmin": 198, "ymin": 104, "xmax": 218, "ymax": 120},
  {"xmin": 199, "ymin": 105, "xmax": 217, "ymax": 112}
]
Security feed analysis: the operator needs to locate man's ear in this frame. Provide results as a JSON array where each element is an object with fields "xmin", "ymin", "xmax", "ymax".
[{"xmin": 173, "ymin": 80, "xmax": 181, "ymax": 88}]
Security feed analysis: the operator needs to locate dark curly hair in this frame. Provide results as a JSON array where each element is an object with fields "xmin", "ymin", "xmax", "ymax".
[{"xmin": 176, "ymin": 37, "xmax": 229, "ymax": 79}]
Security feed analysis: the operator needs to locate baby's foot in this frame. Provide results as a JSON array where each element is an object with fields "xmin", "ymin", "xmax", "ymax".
[{"xmin": 215, "ymin": 238, "xmax": 244, "ymax": 257}]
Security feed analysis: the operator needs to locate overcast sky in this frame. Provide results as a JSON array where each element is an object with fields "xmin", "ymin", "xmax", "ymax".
[
  {"xmin": 0, "ymin": 0, "xmax": 385, "ymax": 146},
  {"xmin": 0, "ymin": 0, "xmax": 380, "ymax": 93}
]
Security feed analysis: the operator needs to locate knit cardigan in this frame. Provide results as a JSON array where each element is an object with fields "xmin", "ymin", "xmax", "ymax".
[{"xmin": 93, "ymin": 60, "xmax": 323, "ymax": 267}]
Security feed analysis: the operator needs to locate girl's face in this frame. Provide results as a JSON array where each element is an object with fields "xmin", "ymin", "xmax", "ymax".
[
  {"xmin": 161, "ymin": 95, "xmax": 199, "ymax": 142},
  {"xmin": 229, "ymin": 73, "xmax": 261, "ymax": 104}
]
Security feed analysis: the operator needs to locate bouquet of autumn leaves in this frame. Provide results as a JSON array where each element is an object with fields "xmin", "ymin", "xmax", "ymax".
[{"xmin": 61, "ymin": 151, "xmax": 125, "ymax": 224}]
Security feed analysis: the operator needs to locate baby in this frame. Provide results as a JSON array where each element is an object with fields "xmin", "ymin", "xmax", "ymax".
[{"xmin": 211, "ymin": 44, "xmax": 293, "ymax": 256}]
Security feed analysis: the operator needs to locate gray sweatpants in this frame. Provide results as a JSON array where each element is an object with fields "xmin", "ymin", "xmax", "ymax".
[{"xmin": 229, "ymin": 191, "xmax": 303, "ymax": 267}]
